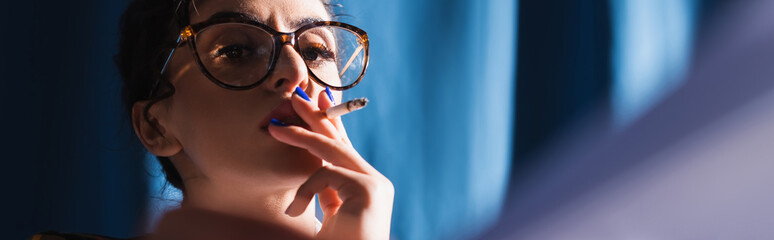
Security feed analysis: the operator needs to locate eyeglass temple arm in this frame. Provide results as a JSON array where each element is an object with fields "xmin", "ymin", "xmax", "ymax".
[
  {"xmin": 160, "ymin": 35, "xmax": 184, "ymax": 75},
  {"xmin": 339, "ymin": 45, "xmax": 364, "ymax": 78},
  {"xmin": 149, "ymin": 35, "xmax": 184, "ymax": 98}
]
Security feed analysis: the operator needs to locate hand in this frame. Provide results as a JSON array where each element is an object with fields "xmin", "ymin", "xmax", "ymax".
[{"xmin": 268, "ymin": 87, "xmax": 394, "ymax": 240}]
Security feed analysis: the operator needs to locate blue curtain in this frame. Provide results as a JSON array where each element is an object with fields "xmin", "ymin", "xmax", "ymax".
[
  {"xmin": 4, "ymin": 0, "xmax": 712, "ymax": 239},
  {"xmin": 611, "ymin": 0, "xmax": 699, "ymax": 127},
  {"xmin": 334, "ymin": 1, "xmax": 516, "ymax": 239},
  {"xmin": 4, "ymin": 0, "xmax": 145, "ymax": 239},
  {"xmin": 140, "ymin": 1, "xmax": 517, "ymax": 238},
  {"xmin": 512, "ymin": 0, "xmax": 613, "ymax": 176}
]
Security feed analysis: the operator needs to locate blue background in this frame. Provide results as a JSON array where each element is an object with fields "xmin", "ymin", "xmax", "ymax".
[{"xmin": 2, "ymin": 0, "xmax": 720, "ymax": 239}]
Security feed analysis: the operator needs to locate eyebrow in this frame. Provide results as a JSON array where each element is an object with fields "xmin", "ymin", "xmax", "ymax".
[{"xmin": 205, "ymin": 11, "xmax": 326, "ymax": 30}]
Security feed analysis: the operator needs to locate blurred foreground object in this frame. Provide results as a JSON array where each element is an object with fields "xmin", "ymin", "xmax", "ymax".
[{"xmin": 482, "ymin": 0, "xmax": 774, "ymax": 239}]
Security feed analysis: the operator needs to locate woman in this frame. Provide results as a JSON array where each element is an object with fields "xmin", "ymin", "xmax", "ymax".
[{"xmin": 118, "ymin": 0, "xmax": 393, "ymax": 239}]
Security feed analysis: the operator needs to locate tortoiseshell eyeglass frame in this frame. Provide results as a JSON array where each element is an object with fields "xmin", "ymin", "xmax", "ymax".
[{"xmin": 149, "ymin": 17, "xmax": 370, "ymax": 98}]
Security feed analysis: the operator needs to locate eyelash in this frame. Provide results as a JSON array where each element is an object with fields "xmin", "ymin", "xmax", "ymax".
[
  {"xmin": 212, "ymin": 44, "xmax": 254, "ymax": 63},
  {"xmin": 301, "ymin": 43, "xmax": 335, "ymax": 62},
  {"xmin": 209, "ymin": 43, "xmax": 334, "ymax": 68}
]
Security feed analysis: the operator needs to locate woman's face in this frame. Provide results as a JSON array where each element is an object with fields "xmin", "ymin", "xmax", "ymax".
[{"xmin": 156, "ymin": 0, "xmax": 340, "ymax": 190}]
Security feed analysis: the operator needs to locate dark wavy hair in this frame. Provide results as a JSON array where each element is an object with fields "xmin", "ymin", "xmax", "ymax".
[
  {"xmin": 115, "ymin": 0, "xmax": 341, "ymax": 193},
  {"xmin": 115, "ymin": 0, "xmax": 191, "ymax": 193}
]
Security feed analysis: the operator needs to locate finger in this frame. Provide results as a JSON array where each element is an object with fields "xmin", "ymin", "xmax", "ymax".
[
  {"xmin": 268, "ymin": 124, "xmax": 375, "ymax": 174},
  {"xmin": 318, "ymin": 89, "xmax": 350, "ymax": 143},
  {"xmin": 317, "ymin": 187, "xmax": 342, "ymax": 217},
  {"xmin": 285, "ymin": 165, "xmax": 367, "ymax": 217},
  {"xmin": 330, "ymin": 114, "xmax": 351, "ymax": 145},
  {"xmin": 318, "ymin": 87, "xmax": 335, "ymax": 110},
  {"xmin": 292, "ymin": 87, "xmax": 338, "ymax": 139}
]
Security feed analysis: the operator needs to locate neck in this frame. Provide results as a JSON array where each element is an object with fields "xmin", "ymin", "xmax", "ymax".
[{"xmin": 181, "ymin": 179, "xmax": 318, "ymax": 236}]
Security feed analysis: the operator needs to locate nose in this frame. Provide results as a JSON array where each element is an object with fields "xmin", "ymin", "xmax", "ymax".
[{"xmin": 263, "ymin": 39, "xmax": 309, "ymax": 95}]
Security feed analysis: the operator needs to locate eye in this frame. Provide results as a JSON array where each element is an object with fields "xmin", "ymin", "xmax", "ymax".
[
  {"xmin": 301, "ymin": 43, "xmax": 335, "ymax": 62},
  {"xmin": 214, "ymin": 44, "xmax": 253, "ymax": 60}
]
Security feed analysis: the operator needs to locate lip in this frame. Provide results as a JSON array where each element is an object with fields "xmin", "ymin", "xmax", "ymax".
[{"xmin": 259, "ymin": 100, "xmax": 311, "ymax": 132}]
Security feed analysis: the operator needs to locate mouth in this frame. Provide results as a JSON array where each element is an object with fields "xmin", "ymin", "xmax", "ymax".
[{"xmin": 259, "ymin": 100, "xmax": 311, "ymax": 132}]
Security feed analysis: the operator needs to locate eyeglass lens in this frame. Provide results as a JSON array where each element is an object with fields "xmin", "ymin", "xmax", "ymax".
[{"xmin": 194, "ymin": 23, "xmax": 366, "ymax": 88}]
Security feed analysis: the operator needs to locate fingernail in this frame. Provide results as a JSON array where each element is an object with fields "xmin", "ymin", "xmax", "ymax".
[
  {"xmin": 270, "ymin": 118, "xmax": 287, "ymax": 127},
  {"xmin": 284, "ymin": 204, "xmax": 293, "ymax": 215},
  {"xmin": 325, "ymin": 86, "xmax": 335, "ymax": 104},
  {"xmin": 295, "ymin": 86, "xmax": 311, "ymax": 102},
  {"xmin": 285, "ymin": 201, "xmax": 300, "ymax": 216}
]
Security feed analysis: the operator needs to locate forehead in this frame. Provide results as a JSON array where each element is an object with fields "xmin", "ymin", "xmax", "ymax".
[{"xmin": 190, "ymin": 0, "xmax": 330, "ymax": 31}]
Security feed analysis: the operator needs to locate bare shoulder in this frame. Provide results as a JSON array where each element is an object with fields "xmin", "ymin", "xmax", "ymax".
[{"xmin": 150, "ymin": 207, "xmax": 313, "ymax": 240}]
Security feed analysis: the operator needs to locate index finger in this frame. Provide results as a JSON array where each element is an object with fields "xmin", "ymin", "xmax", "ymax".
[
  {"xmin": 317, "ymin": 89, "xmax": 350, "ymax": 144},
  {"xmin": 267, "ymin": 124, "xmax": 376, "ymax": 174}
]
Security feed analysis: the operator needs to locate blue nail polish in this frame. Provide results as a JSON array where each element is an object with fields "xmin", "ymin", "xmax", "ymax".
[
  {"xmin": 295, "ymin": 86, "xmax": 311, "ymax": 102},
  {"xmin": 270, "ymin": 118, "xmax": 287, "ymax": 127},
  {"xmin": 325, "ymin": 86, "xmax": 335, "ymax": 104}
]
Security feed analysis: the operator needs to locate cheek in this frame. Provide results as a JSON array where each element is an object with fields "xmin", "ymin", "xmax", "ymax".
[
  {"xmin": 165, "ymin": 72, "xmax": 321, "ymax": 182},
  {"xmin": 168, "ymin": 72, "xmax": 265, "ymax": 155},
  {"xmin": 162, "ymin": 57, "xmax": 325, "ymax": 184}
]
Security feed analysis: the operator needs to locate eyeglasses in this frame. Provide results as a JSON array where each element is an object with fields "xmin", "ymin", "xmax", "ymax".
[{"xmin": 151, "ymin": 16, "xmax": 370, "ymax": 97}]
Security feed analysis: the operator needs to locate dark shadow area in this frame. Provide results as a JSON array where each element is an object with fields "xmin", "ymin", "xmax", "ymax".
[
  {"xmin": 511, "ymin": 0, "xmax": 612, "ymax": 189},
  {"xmin": 1, "ymin": 1, "xmax": 147, "ymax": 239}
]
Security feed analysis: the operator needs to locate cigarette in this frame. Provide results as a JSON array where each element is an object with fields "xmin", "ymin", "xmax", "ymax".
[{"xmin": 326, "ymin": 98, "xmax": 369, "ymax": 118}]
